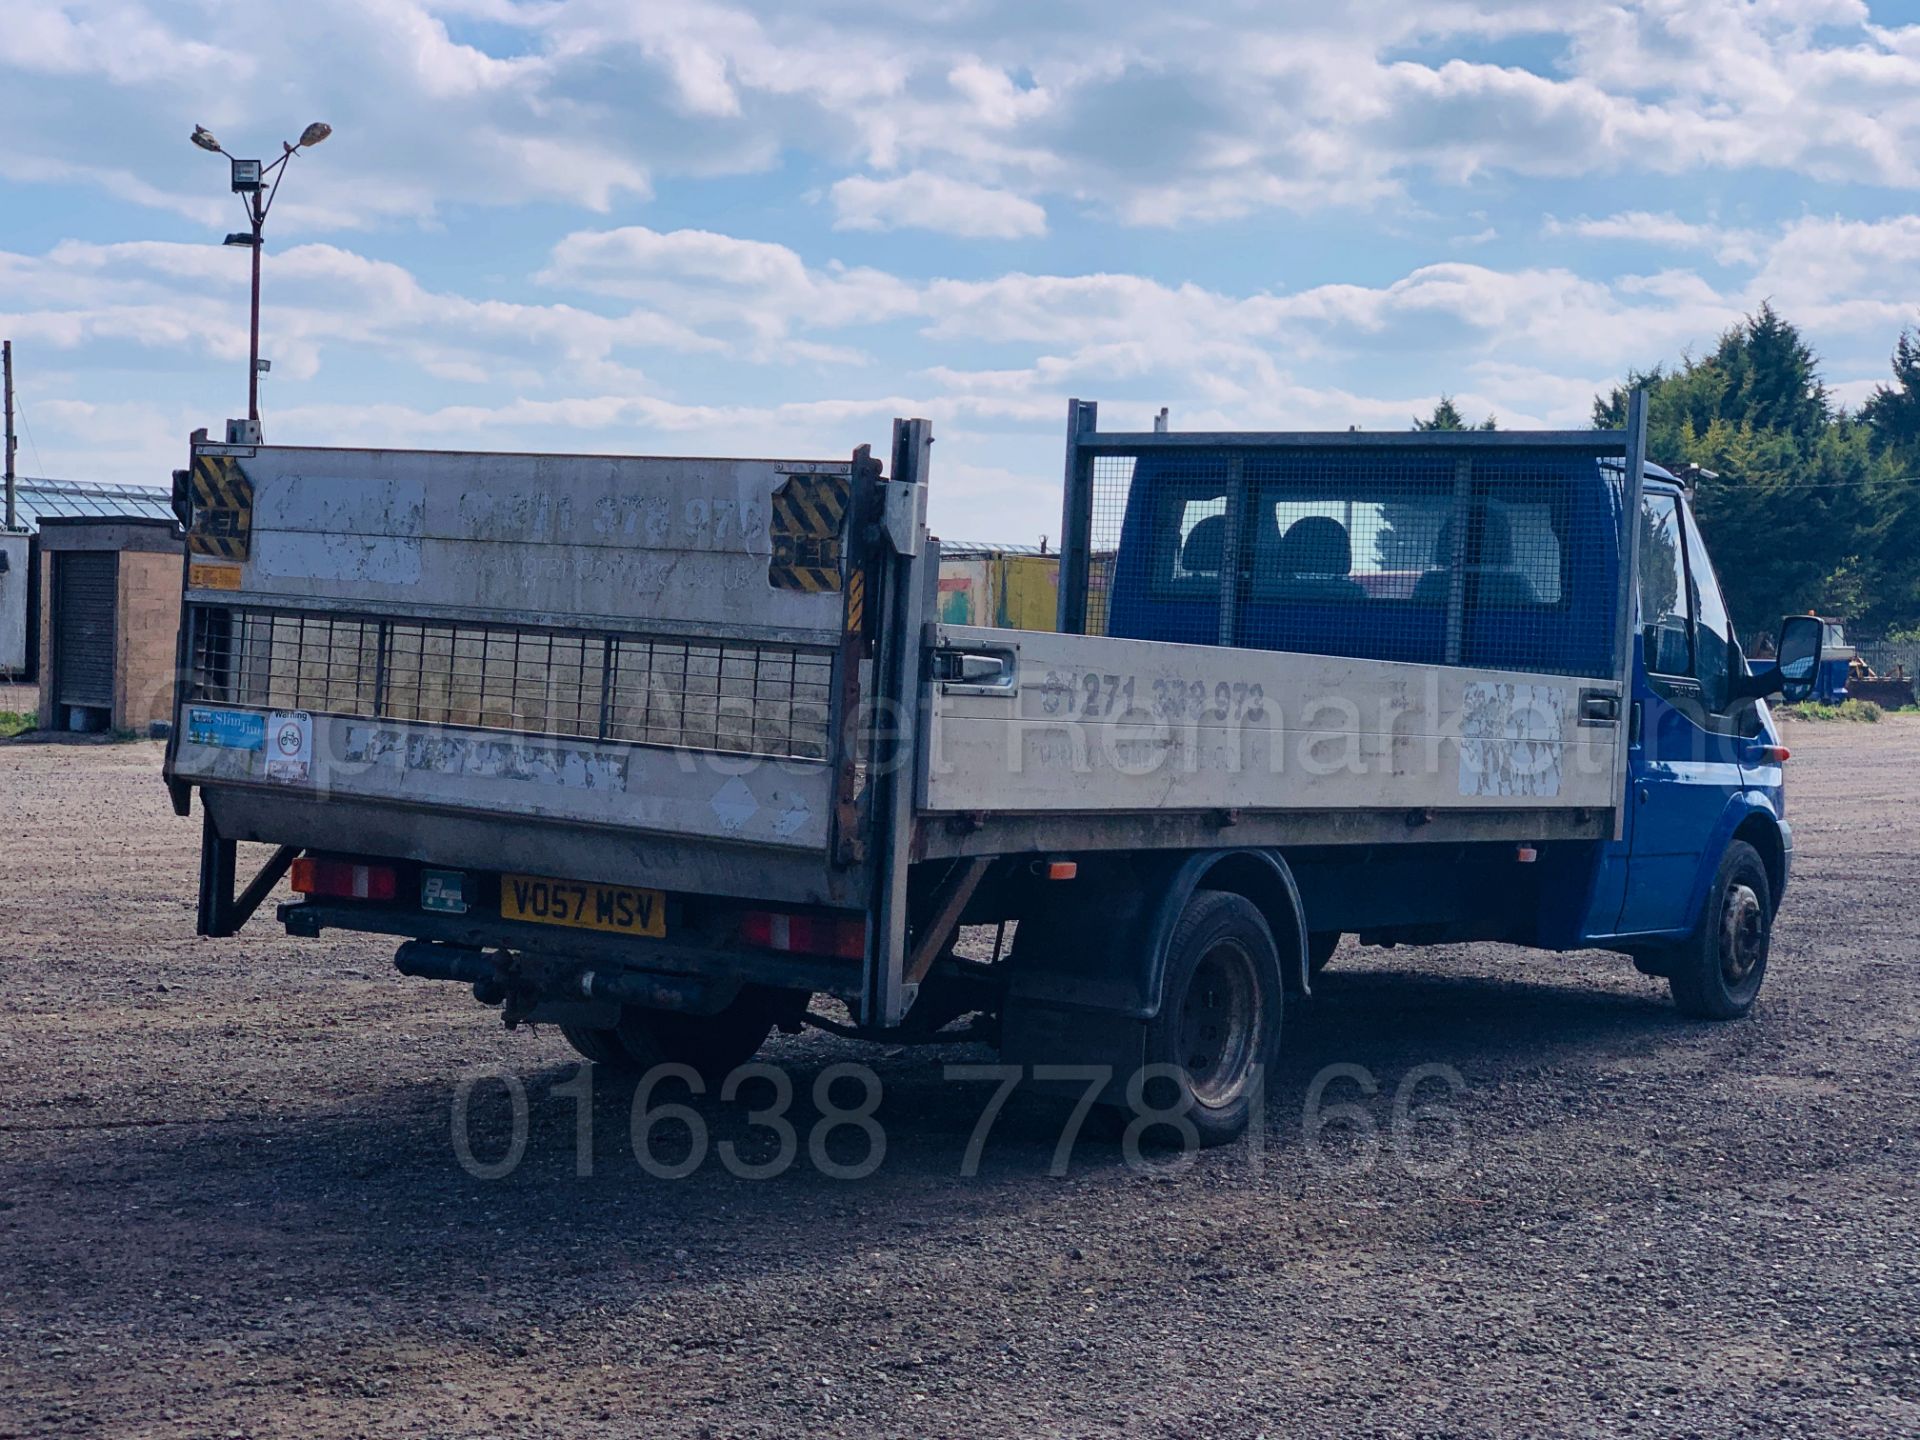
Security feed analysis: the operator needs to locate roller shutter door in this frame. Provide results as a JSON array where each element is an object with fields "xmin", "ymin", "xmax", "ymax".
[{"xmin": 54, "ymin": 550, "xmax": 116, "ymax": 709}]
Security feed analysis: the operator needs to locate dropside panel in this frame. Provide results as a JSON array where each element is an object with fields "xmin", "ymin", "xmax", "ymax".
[{"xmin": 925, "ymin": 625, "xmax": 1621, "ymax": 819}]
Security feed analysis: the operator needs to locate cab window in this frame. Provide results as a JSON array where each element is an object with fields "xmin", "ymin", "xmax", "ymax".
[
  {"xmin": 1679, "ymin": 498, "xmax": 1734, "ymax": 713},
  {"xmin": 1639, "ymin": 492, "xmax": 1691, "ymax": 676}
]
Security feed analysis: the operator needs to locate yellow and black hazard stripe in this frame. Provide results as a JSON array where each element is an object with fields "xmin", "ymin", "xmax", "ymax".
[
  {"xmin": 768, "ymin": 471, "xmax": 849, "ymax": 593},
  {"xmin": 843, "ymin": 567, "xmax": 866, "ymax": 636},
  {"xmin": 186, "ymin": 453, "xmax": 254, "ymax": 561}
]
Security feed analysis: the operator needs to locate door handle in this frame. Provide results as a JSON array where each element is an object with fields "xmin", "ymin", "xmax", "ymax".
[
  {"xmin": 1578, "ymin": 688, "xmax": 1620, "ymax": 725},
  {"xmin": 932, "ymin": 648, "xmax": 1016, "ymax": 691}
]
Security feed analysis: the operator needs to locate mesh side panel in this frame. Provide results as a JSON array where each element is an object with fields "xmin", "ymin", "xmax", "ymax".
[
  {"xmin": 1090, "ymin": 451, "xmax": 1232, "ymax": 641},
  {"xmin": 186, "ymin": 607, "xmax": 833, "ymax": 759},
  {"xmin": 1241, "ymin": 452, "xmax": 1457, "ymax": 667},
  {"xmin": 1085, "ymin": 453, "xmax": 1135, "ymax": 638},
  {"xmin": 1460, "ymin": 455, "xmax": 1616, "ymax": 678},
  {"xmin": 1075, "ymin": 443, "xmax": 1623, "ymax": 679},
  {"xmin": 604, "ymin": 637, "xmax": 832, "ymax": 760},
  {"xmin": 201, "ymin": 611, "xmax": 384, "ymax": 714}
]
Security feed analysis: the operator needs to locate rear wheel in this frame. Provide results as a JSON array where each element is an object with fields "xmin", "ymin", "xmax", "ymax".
[
  {"xmin": 1667, "ymin": 840, "xmax": 1773, "ymax": 1020},
  {"xmin": 562, "ymin": 988, "xmax": 780, "ymax": 1082},
  {"xmin": 1137, "ymin": 890, "xmax": 1283, "ymax": 1147},
  {"xmin": 560, "ymin": 1022, "xmax": 628, "ymax": 1068}
]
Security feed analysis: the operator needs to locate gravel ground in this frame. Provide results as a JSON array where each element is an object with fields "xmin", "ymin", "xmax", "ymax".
[{"xmin": 1, "ymin": 718, "xmax": 1916, "ymax": 1438}]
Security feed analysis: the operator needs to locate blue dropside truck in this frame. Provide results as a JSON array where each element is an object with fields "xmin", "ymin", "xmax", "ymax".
[{"xmin": 165, "ymin": 393, "xmax": 1823, "ymax": 1144}]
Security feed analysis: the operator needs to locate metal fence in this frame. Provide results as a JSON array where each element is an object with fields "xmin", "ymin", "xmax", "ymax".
[
  {"xmin": 186, "ymin": 605, "xmax": 835, "ymax": 760},
  {"xmin": 1857, "ymin": 637, "xmax": 1920, "ymax": 679},
  {"xmin": 1058, "ymin": 401, "xmax": 1636, "ymax": 682}
]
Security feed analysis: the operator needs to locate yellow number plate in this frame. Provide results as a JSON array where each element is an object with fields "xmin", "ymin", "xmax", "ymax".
[{"xmin": 500, "ymin": 874, "xmax": 666, "ymax": 937}]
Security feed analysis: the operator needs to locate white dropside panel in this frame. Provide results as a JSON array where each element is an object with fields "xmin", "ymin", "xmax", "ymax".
[
  {"xmin": 172, "ymin": 708, "xmax": 835, "ymax": 851},
  {"xmin": 925, "ymin": 626, "xmax": 1620, "ymax": 816}
]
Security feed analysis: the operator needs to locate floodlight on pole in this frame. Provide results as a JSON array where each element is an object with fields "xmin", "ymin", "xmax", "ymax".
[{"xmin": 189, "ymin": 119, "xmax": 333, "ymax": 425}]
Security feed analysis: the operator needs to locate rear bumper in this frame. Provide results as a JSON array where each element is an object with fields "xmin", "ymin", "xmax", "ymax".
[
  {"xmin": 282, "ymin": 898, "xmax": 860, "ymax": 1000},
  {"xmin": 195, "ymin": 782, "xmax": 868, "ymax": 910}
]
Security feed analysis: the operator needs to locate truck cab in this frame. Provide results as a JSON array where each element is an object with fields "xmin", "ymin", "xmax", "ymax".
[
  {"xmin": 1052, "ymin": 408, "xmax": 1819, "ymax": 1024},
  {"xmin": 1599, "ymin": 474, "xmax": 1798, "ymax": 992}
]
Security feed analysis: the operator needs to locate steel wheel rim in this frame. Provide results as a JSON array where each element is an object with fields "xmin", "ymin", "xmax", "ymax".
[
  {"xmin": 1721, "ymin": 883, "xmax": 1765, "ymax": 986},
  {"xmin": 1177, "ymin": 939, "xmax": 1261, "ymax": 1107}
]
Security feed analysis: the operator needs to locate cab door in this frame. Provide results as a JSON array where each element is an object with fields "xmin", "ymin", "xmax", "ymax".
[{"xmin": 1614, "ymin": 489, "xmax": 1749, "ymax": 936}]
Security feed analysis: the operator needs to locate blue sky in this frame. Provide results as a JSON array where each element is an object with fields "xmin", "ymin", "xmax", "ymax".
[{"xmin": 4, "ymin": 0, "xmax": 1919, "ymax": 542}]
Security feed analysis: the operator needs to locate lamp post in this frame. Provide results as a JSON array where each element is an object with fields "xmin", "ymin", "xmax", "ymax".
[{"xmin": 190, "ymin": 122, "xmax": 331, "ymax": 425}]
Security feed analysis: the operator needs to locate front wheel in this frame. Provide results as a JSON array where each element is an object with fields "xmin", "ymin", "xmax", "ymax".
[
  {"xmin": 1138, "ymin": 890, "xmax": 1283, "ymax": 1147},
  {"xmin": 1667, "ymin": 840, "xmax": 1773, "ymax": 1020}
]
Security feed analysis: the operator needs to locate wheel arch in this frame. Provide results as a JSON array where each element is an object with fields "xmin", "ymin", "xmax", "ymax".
[
  {"xmin": 997, "ymin": 847, "xmax": 1307, "ymax": 1107},
  {"xmin": 1003, "ymin": 848, "xmax": 1309, "ymax": 1021},
  {"xmin": 1172, "ymin": 850, "xmax": 1311, "ymax": 1001},
  {"xmin": 1730, "ymin": 809, "xmax": 1786, "ymax": 915},
  {"xmin": 1679, "ymin": 794, "xmax": 1785, "ymax": 933}
]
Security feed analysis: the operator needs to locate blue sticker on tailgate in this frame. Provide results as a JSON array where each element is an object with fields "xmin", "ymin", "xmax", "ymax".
[{"xmin": 187, "ymin": 708, "xmax": 266, "ymax": 751}]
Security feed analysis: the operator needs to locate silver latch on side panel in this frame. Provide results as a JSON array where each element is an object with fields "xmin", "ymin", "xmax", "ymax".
[
  {"xmin": 1578, "ymin": 687, "xmax": 1620, "ymax": 725},
  {"xmin": 931, "ymin": 648, "xmax": 1017, "ymax": 690}
]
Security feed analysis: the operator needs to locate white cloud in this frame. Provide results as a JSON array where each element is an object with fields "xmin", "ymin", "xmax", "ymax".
[
  {"xmin": 830, "ymin": 172, "xmax": 1047, "ymax": 239},
  {"xmin": 1546, "ymin": 212, "xmax": 1762, "ymax": 266},
  {"xmin": 6, "ymin": 1, "xmax": 1919, "ymax": 235}
]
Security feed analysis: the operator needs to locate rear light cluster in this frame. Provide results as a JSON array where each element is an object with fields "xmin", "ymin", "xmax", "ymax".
[
  {"xmin": 739, "ymin": 910, "xmax": 865, "ymax": 960},
  {"xmin": 291, "ymin": 856, "xmax": 398, "ymax": 901}
]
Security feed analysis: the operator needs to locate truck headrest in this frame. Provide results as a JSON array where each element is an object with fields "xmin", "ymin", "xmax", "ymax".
[
  {"xmin": 1181, "ymin": 514, "xmax": 1226, "ymax": 573},
  {"xmin": 1431, "ymin": 504, "xmax": 1513, "ymax": 568},
  {"xmin": 1278, "ymin": 515, "xmax": 1353, "ymax": 577}
]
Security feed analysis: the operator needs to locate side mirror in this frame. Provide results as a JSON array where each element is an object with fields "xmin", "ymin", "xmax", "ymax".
[{"xmin": 1773, "ymin": 614, "xmax": 1823, "ymax": 704}]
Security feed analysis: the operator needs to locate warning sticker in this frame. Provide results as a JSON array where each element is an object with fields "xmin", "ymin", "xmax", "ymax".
[
  {"xmin": 266, "ymin": 709, "xmax": 313, "ymax": 784},
  {"xmin": 188, "ymin": 561, "xmax": 243, "ymax": 591},
  {"xmin": 186, "ymin": 454, "xmax": 254, "ymax": 561},
  {"xmin": 768, "ymin": 472, "xmax": 848, "ymax": 593}
]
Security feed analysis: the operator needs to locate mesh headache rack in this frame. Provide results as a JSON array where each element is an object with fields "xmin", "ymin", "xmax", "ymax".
[{"xmin": 1058, "ymin": 401, "xmax": 1638, "ymax": 682}]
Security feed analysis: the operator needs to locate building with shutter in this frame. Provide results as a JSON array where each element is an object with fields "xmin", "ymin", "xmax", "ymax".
[
  {"xmin": 2, "ymin": 477, "xmax": 177, "ymax": 683},
  {"xmin": 34, "ymin": 515, "xmax": 183, "ymax": 733}
]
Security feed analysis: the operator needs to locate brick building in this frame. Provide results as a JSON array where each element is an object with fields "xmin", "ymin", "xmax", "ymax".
[{"xmin": 36, "ymin": 516, "xmax": 183, "ymax": 733}]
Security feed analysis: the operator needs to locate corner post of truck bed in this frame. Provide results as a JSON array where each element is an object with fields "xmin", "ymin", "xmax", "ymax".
[
  {"xmin": 862, "ymin": 417, "xmax": 934, "ymax": 1027},
  {"xmin": 1056, "ymin": 399, "xmax": 1098, "ymax": 634},
  {"xmin": 1611, "ymin": 388, "xmax": 1648, "ymax": 841}
]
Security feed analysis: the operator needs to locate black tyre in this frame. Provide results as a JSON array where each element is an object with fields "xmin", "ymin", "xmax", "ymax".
[
  {"xmin": 616, "ymin": 991, "xmax": 777, "ymax": 1084},
  {"xmin": 1140, "ymin": 890, "xmax": 1283, "ymax": 1147},
  {"xmin": 560, "ymin": 1022, "xmax": 629, "ymax": 1068},
  {"xmin": 1668, "ymin": 840, "xmax": 1773, "ymax": 1020},
  {"xmin": 1307, "ymin": 931, "xmax": 1342, "ymax": 976},
  {"xmin": 562, "ymin": 989, "xmax": 779, "ymax": 1082}
]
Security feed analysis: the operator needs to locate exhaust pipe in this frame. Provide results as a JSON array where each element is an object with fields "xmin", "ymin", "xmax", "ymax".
[
  {"xmin": 578, "ymin": 967, "xmax": 733, "ymax": 1015},
  {"xmin": 394, "ymin": 941, "xmax": 499, "ymax": 997}
]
